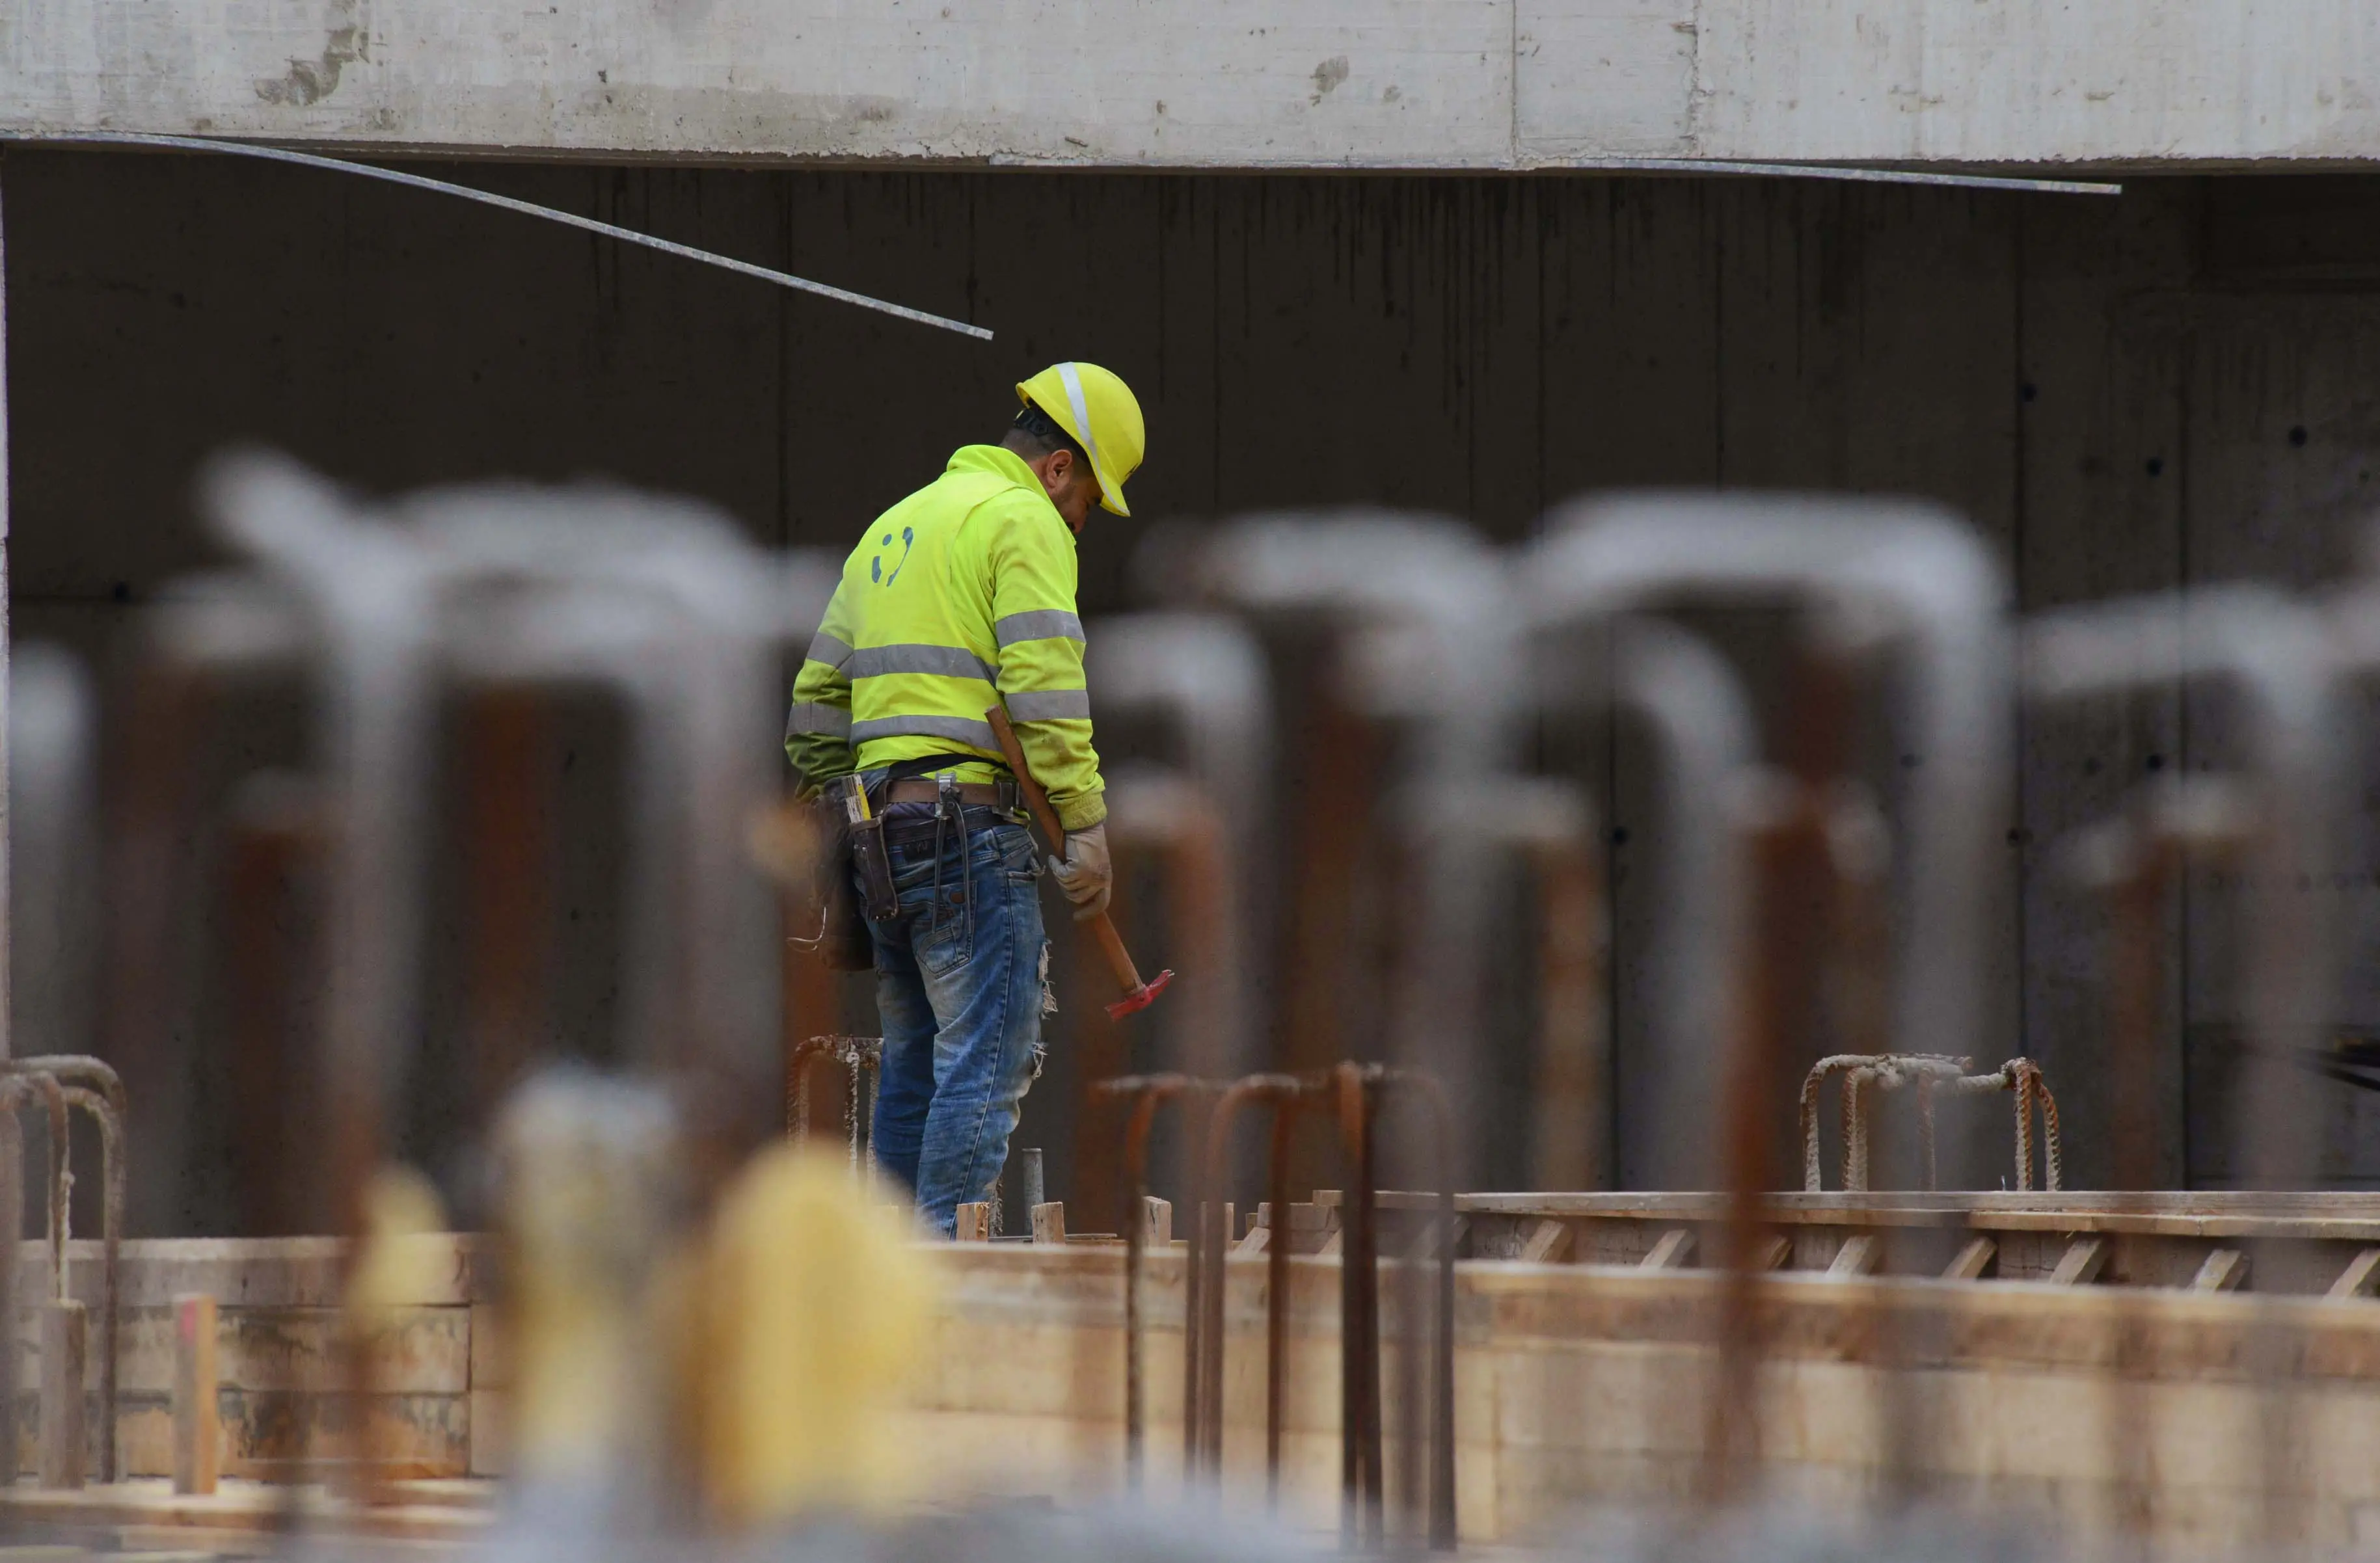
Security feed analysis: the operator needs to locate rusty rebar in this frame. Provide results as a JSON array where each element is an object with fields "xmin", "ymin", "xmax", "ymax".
[
  {"xmin": 1378, "ymin": 1065, "xmax": 1459, "ymax": 1550},
  {"xmin": 1091, "ymin": 1072, "xmax": 1216, "ymax": 1488},
  {"xmin": 1196, "ymin": 1075, "xmax": 1312, "ymax": 1484},
  {"xmin": 18, "ymin": 1057, "xmax": 128, "ymax": 1484},
  {"xmin": 787, "ymin": 1035, "xmax": 882, "ymax": 1169},
  {"xmin": 1335, "ymin": 1062, "xmax": 1382, "ymax": 1549}
]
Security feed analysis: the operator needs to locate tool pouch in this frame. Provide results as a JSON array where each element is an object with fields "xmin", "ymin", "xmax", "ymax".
[
  {"xmin": 811, "ymin": 775, "xmax": 893, "ymax": 971},
  {"xmin": 844, "ymin": 779, "xmax": 902, "ymax": 928},
  {"xmin": 811, "ymin": 800, "xmax": 874, "ymax": 971}
]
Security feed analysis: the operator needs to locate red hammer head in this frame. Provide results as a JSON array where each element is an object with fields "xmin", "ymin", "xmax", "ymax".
[{"xmin": 1105, "ymin": 967, "xmax": 1176, "ymax": 1021}]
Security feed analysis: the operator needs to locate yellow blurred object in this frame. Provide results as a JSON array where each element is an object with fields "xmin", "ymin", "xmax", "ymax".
[
  {"xmin": 1016, "ymin": 361, "xmax": 1145, "ymax": 516},
  {"xmin": 346, "ymin": 1163, "xmax": 450, "ymax": 1316},
  {"xmin": 496, "ymin": 1073, "xmax": 686, "ymax": 1486},
  {"xmin": 701, "ymin": 1145, "xmax": 936, "ymax": 1525}
]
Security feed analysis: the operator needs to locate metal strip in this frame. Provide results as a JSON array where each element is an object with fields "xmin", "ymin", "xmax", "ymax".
[
  {"xmin": 0, "ymin": 148, "xmax": 14, "ymax": 1065},
  {"xmin": 995, "ymin": 609, "xmax": 1087, "ymax": 646},
  {"xmin": 984, "ymin": 148, "xmax": 2122, "ymax": 195},
  {"xmin": 1523, "ymin": 155, "xmax": 2122, "ymax": 195},
  {"xmin": 7, "ymin": 130, "xmax": 997, "ymax": 340}
]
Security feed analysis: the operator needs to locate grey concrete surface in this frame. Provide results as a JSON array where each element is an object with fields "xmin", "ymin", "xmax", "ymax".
[
  {"xmin": 6, "ymin": 0, "xmax": 2380, "ymax": 168},
  {"xmin": 12, "ymin": 149, "xmax": 2380, "ymax": 1220}
]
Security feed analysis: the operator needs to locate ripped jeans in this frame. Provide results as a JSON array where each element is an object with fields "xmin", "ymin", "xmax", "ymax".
[{"xmin": 863, "ymin": 801, "xmax": 1050, "ymax": 1236}]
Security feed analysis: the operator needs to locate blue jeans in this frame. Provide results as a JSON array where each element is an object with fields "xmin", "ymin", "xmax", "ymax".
[{"xmin": 863, "ymin": 802, "xmax": 1049, "ymax": 1235}]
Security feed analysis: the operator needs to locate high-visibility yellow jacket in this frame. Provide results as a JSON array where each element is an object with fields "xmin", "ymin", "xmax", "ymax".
[{"xmin": 785, "ymin": 444, "xmax": 1106, "ymax": 831}]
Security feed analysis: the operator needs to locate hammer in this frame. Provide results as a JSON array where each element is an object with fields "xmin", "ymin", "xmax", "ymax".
[{"xmin": 986, "ymin": 705, "xmax": 1174, "ymax": 1020}]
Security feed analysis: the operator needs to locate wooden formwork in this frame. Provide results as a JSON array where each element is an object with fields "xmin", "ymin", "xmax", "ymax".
[
  {"xmin": 1438, "ymin": 1191, "xmax": 2380, "ymax": 1296},
  {"xmin": 10, "ymin": 1204, "xmax": 2380, "ymax": 1551},
  {"xmin": 5, "ymin": 1235, "xmax": 490, "ymax": 1482},
  {"xmin": 906, "ymin": 1239, "xmax": 2380, "ymax": 1550}
]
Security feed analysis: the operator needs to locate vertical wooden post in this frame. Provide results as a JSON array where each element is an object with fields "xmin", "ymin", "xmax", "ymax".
[
  {"xmin": 953, "ymin": 1202, "xmax": 990, "ymax": 1242},
  {"xmin": 38, "ymin": 1300, "xmax": 85, "ymax": 1489},
  {"xmin": 1029, "ymin": 1201, "xmax": 1066, "ymax": 1244},
  {"xmin": 172, "ymin": 1294, "xmax": 220, "ymax": 1495}
]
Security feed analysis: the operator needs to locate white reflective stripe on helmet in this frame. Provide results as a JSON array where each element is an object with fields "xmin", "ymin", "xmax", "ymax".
[{"xmin": 1057, "ymin": 361, "xmax": 1118, "ymax": 501}]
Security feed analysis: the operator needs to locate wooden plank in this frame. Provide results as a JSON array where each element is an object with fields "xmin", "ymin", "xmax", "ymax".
[
  {"xmin": 18, "ymin": 1304, "xmax": 470, "ymax": 1396},
  {"xmin": 1405, "ymin": 1190, "xmax": 2380, "ymax": 1242},
  {"xmin": 1141, "ymin": 1197, "xmax": 1171, "ymax": 1248},
  {"xmin": 1751, "ymin": 1234, "xmax": 1793, "ymax": 1272},
  {"xmin": 468, "ymin": 1304, "xmax": 504, "ymax": 1391},
  {"xmin": 1236, "ymin": 1225, "xmax": 1269, "ymax": 1255},
  {"xmin": 1943, "ymin": 1237, "xmax": 1998, "ymax": 1282},
  {"xmin": 931, "ymin": 1239, "xmax": 2380, "ymax": 1382},
  {"xmin": 38, "ymin": 1302, "xmax": 86, "ymax": 1490},
  {"xmin": 135, "ymin": 1391, "xmax": 470, "ymax": 1481},
  {"xmin": 1519, "ymin": 1220, "xmax": 1573, "ymax": 1265},
  {"xmin": 468, "ymin": 1387, "xmax": 507, "ymax": 1479},
  {"xmin": 1639, "ymin": 1229, "xmax": 1694, "ymax": 1270},
  {"xmin": 1404, "ymin": 1216, "xmax": 1468, "ymax": 1262},
  {"xmin": 171, "ymin": 1294, "xmax": 219, "ymax": 1496},
  {"xmin": 1029, "ymin": 1203, "xmax": 1066, "ymax": 1245},
  {"xmin": 954, "ymin": 1204, "xmax": 991, "ymax": 1244},
  {"xmin": 12, "ymin": 1236, "xmax": 490, "ymax": 1309},
  {"xmin": 2329, "ymin": 1247, "xmax": 2380, "ymax": 1300},
  {"xmin": 1256, "ymin": 1201, "xmax": 1331, "ymax": 1232},
  {"xmin": 2050, "ymin": 1236, "xmax": 2109, "ymax": 1286},
  {"xmin": 1828, "ymin": 1236, "xmax": 1882, "ymax": 1279},
  {"xmin": 2191, "ymin": 1249, "xmax": 2249, "ymax": 1293}
]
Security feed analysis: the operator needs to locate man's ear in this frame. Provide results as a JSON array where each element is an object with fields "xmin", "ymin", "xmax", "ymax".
[{"xmin": 1042, "ymin": 447, "xmax": 1075, "ymax": 492}]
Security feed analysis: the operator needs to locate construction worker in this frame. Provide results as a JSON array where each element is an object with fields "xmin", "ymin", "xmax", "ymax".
[{"xmin": 785, "ymin": 363, "xmax": 1145, "ymax": 1235}]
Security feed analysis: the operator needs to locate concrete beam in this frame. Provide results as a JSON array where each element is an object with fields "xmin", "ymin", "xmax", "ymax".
[{"xmin": 5, "ymin": 0, "xmax": 2379, "ymax": 169}]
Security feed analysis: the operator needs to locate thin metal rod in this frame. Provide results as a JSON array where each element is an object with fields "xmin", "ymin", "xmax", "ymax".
[
  {"xmin": 1522, "ymin": 155, "xmax": 2122, "ymax": 196},
  {"xmin": 8, "ymin": 131, "xmax": 996, "ymax": 341},
  {"xmin": 1264, "ymin": 1104, "xmax": 1296, "ymax": 1506},
  {"xmin": 0, "ymin": 146, "xmax": 14, "ymax": 1067}
]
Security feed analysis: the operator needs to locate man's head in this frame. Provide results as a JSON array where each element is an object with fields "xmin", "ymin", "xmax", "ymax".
[
  {"xmin": 1007, "ymin": 363, "xmax": 1146, "ymax": 537},
  {"xmin": 1003, "ymin": 403, "xmax": 1103, "ymax": 537}
]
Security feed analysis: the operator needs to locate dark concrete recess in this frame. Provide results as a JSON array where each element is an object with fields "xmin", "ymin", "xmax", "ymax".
[{"xmin": 12, "ymin": 148, "xmax": 2380, "ymax": 1226}]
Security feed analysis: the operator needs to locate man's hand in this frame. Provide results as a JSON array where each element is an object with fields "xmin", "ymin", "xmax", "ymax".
[{"xmin": 1048, "ymin": 822, "xmax": 1112, "ymax": 921}]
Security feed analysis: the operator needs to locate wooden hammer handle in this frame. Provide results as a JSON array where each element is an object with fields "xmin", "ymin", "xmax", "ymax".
[
  {"xmin": 986, "ymin": 705, "xmax": 1070, "ymax": 852},
  {"xmin": 985, "ymin": 705, "xmax": 1146, "ymax": 995}
]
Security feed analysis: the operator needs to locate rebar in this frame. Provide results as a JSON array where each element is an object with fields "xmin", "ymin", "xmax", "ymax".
[
  {"xmin": 1799, "ymin": 1054, "xmax": 2064, "ymax": 1194},
  {"xmin": 1092, "ymin": 1072, "xmax": 1219, "ymax": 1488},
  {"xmin": 787, "ymin": 1035, "xmax": 884, "ymax": 1170},
  {"xmin": 16, "ymin": 1057, "xmax": 128, "ymax": 1482}
]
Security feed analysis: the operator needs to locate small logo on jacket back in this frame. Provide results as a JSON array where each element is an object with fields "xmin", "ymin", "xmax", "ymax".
[{"xmin": 871, "ymin": 526, "xmax": 916, "ymax": 586}]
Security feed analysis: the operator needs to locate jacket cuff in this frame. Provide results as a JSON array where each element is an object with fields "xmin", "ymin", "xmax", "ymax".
[{"xmin": 1055, "ymin": 792, "xmax": 1107, "ymax": 833}]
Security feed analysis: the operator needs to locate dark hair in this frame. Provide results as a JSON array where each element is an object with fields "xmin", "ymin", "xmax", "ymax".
[{"xmin": 1007, "ymin": 402, "xmax": 1089, "ymax": 464}]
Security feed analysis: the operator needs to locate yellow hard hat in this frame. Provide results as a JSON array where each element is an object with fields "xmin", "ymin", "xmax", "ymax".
[{"xmin": 1016, "ymin": 362, "xmax": 1144, "ymax": 517}]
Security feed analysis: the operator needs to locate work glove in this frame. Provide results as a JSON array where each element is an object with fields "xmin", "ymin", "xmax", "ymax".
[{"xmin": 1048, "ymin": 822, "xmax": 1112, "ymax": 922}]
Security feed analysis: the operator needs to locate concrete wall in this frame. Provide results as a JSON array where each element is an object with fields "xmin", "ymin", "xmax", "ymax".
[
  {"xmin": 8, "ymin": 0, "xmax": 2380, "ymax": 168},
  {"xmin": 12, "ymin": 148, "xmax": 2380, "ymax": 1220}
]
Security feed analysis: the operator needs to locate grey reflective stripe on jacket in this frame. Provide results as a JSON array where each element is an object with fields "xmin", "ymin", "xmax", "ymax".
[
  {"xmin": 994, "ymin": 609, "xmax": 1086, "ymax": 647},
  {"xmin": 847, "ymin": 643, "xmax": 1002, "ymax": 683},
  {"xmin": 850, "ymin": 712, "xmax": 1001, "ymax": 751},
  {"xmin": 786, "ymin": 701, "xmax": 853, "ymax": 740},
  {"xmin": 1004, "ymin": 688, "xmax": 1091, "ymax": 722},
  {"xmin": 804, "ymin": 630, "xmax": 855, "ymax": 671}
]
